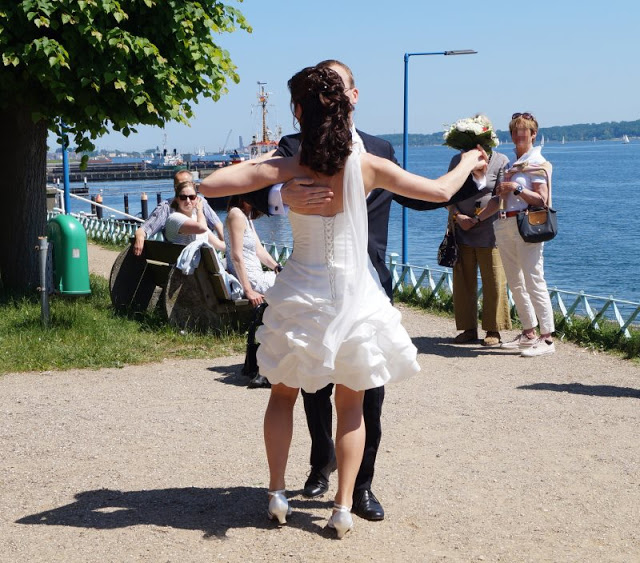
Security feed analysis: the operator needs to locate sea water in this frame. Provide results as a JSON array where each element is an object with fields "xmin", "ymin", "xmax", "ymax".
[{"xmin": 68, "ymin": 140, "xmax": 640, "ymax": 303}]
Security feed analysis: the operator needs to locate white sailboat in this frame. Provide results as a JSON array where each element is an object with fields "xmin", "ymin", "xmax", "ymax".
[
  {"xmin": 622, "ymin": 134, "xmax": 630, "ymax": 144},
  {"xmin": 561, "ymin": 136, "xmax": 565, "ymax": 145},
  {"xmin": 540, "ymin": 134, "xmax": 545, "ymax": 147}
]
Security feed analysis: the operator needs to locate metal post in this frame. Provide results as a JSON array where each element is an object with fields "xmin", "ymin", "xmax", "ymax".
[
  {"xmin": 95, "ymin": 193, "xmax": 103, "ymax": 219},
  {"xmin": 401, "ymin": 49, "xmax": 477, "ymax": 265},
  {"xmin": 157, "ymin": 192, "xmax": 162, "ymax": 205},
  {"xmin": 141, "ymin": 192, "xmax": 148, "ymax": 219},
  {"xmin": 402, "ymin": 54, "xmax": 410, "ymax": 265},
  {"xmin": 37, "ymin": 237, "xmax": 50, "ymax": 328},
  {"xmin": 124, "ymin": 194, "xmax": 129, "ymax": 215},
  {"xmin": 61, "ymin": 122, "xmax": 71, "ymax": 215}
]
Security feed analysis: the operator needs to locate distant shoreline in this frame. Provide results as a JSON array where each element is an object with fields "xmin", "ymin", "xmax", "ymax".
[
  {"xmin": 379, "ymin": 118, "xmax": 640, "ymax": 147},
  {"xmin": 383, "ymin": 137, "xmax": 635, "ymax": 148}
]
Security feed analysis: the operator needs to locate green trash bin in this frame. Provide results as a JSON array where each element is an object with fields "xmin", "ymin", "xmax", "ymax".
[{"xmin": 47, "ymin": 215, "xmax": 91, "ymax": 295}]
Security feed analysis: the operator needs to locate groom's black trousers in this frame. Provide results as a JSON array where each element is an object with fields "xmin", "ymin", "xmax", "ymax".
[{"xmin": 301, "ymin": 383, "xmax": 384, "ymax": 492}]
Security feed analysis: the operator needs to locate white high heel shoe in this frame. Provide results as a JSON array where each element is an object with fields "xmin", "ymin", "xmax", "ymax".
[
  {"xmin": 267, "ymin": 490, "xmax": 291, "ymax": 525},
  {"xmin": 327, "ymin": 503, "xmax": 353, "ymax": 539}
]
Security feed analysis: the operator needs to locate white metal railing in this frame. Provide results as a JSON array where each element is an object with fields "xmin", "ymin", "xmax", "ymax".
[
  {"xmin": 45, "ymin": 210, "xmax": 639, "ymax": 338},
  {"xmin": 47, "ymin": 209, "xmax": 163, "ymax": 245},
  {"xmin": 266, "ymin": 244, "xmax": 640, "ymax": 339},
  {"xmin": 384, "ymin": 253, "xmax": 640, "ymax": 339}
]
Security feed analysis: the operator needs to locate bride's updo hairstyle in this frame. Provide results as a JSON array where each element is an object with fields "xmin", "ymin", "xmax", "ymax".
[{"xmin": 288, "ymin": 65, "xmax": 352, "ymax": 176}]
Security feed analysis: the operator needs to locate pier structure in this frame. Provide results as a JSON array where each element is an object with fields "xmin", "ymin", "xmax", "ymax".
[{"xmin": 46, "ymin": 163, "xmax": 222, "ymax": 184}]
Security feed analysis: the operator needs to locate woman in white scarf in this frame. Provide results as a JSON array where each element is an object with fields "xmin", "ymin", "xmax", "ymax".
[{"xmin": 478, "ymin": 112, "xmax": 555, "ymax": 357}]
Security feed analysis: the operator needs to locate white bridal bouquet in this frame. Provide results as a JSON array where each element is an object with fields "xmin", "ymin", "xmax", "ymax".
[{"xmin": 443, "ymin": 115, "xmax": 499, "ymax": 154}]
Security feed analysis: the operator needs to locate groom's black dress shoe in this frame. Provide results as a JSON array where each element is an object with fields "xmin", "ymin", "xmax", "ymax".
[
  {"xmin": 302, "ymin": 458, "xmax": 337, "ymax": 498},
  {"xmin": 247, "ymin": 374, "xmax": 271, "ymax": 389},
  {"xmin": 352, "ymin": 489, "xmax": 384, "ymax": 521}
]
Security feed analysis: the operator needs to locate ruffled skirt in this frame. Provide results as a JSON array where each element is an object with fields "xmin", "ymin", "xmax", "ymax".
[{"xmin": 256, "ymin": 252, "xmax": 420, "ymax": 393}]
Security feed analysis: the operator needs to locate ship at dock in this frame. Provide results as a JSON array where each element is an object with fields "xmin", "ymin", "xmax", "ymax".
[
  {"xmin": 145, "ymin": 133, "xmax": 184, "ymax": 168},
  {"xmin": 247, "ymin": 82, "xmax": 281, "ymax": 159},
  {"xmin": 205, "ymin": 82, "xmax": 282, "ymax": 210}
]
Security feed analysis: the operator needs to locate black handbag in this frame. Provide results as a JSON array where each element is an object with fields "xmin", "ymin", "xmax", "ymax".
[
  {"xmin": 437, "ymin": 217, "xmax": 458, "ymax": 267},
  {"xmin": 513, "ymin": 163, "xmax": 557, "ymax": 243},
  {"xmin": 516, "ymin": 206, "xmax": 558, "ymax": 243}
]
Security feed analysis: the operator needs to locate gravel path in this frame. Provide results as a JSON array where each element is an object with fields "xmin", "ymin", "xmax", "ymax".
[{"xmin": 1, "ymin": 244, "xmax": 639, "ymax": 562}]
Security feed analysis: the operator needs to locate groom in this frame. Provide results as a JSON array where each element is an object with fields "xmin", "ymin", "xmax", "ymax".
[{"xmin": 245, "ymin": 59, "xmax": 482, "ymax": 521}]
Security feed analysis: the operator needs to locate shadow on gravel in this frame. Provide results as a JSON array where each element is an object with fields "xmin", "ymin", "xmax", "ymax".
[
  {"xmin": 518, "ymin": 382, "xmax": 640, "ymax": 399},
  {"xmin": 206, "ymin": 363, "xmax": 251, "ymax": 387},
  {"xmin": 16, "ymin": 487, "xmax": 334, "ymax": 539},
  {"xmin": 412, "ymin": 336, "xmax": 509, "ymax": 358}
]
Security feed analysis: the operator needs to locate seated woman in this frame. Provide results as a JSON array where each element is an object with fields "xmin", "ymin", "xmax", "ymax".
[
  {"xmin": 163, "ymin": 179, "xmax": 226, "ymax": 251},
  {"xmin": 133, "ymin": 169, "xmax": 223, "ymax": 256},
  {"xmin": 224, "ymin": 194, "xmax": 280, "ymax": 307}
]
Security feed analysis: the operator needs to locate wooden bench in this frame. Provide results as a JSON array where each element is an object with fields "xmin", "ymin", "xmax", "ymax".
[{"xmin": 109, "ymin": 239, "xmax": 253, "ymax": 332}]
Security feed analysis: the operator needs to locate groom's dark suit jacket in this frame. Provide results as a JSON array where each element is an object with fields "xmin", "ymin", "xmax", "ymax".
[{"xmin": 245, "ymin": 131, "xmax": 479, "ymax": 299}]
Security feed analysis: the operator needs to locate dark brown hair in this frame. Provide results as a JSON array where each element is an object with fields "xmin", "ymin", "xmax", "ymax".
[
  {"xmin": 288, "ymin": 65, "xmax": 352, "ymax": 176},
  {"xmin": 316, "ymin": 59, "xmax": 355, "ymax": 88},
  {"xmin": 227, "ymin": 194, "xmax": 263, "ymax": 220},
  {"xmin": 170, "ymin": 180, "xmax": 196, "ymax": 210}
]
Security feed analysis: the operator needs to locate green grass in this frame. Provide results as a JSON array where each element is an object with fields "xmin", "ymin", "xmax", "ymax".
[
  {"xmin": 3, "ymin": 254, "xmax": 637, "ymax": 374},
  {"xmin": 0, "ymin": 275, "xmax": 246, "ymax": 374},
  {"xmin": 554, "ymin": 314, "xmax": 640, "ymax": 361},
  {"xmin": 394, "ymin": 285, "xmax": 455, "ymax": 316},
  {"xmin": 93, "ymin": 239, "xmax": 128, "ymax": 252}
]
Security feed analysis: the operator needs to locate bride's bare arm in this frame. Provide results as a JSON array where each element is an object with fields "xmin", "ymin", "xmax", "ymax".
[
  {"xmin": 199, "ymin": 156, "xmax": 293, "ymax": 197},
  {"xmin": 362, "ymin": 148, "xmax": 487, "ymax": 202}
]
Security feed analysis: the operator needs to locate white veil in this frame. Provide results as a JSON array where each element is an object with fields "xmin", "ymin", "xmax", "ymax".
[{"xmin": 321, "ymin": 151, "xmax": 368, "ymax": 368}]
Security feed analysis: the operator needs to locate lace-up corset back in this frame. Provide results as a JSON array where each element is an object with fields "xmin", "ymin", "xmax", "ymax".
[{"xmin": 289, "ymin": 212, "xmax": 354, "ymax": 303}]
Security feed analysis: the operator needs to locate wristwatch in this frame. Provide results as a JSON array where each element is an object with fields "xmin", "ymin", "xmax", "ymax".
[{"xmin": 513, "ymin": 185, "xmax": 524, "ymax": 197}]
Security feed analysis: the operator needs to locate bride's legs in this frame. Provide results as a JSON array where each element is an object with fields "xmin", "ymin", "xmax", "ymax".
[
  {"xmin": 264, "ymin": 383, "xmax": 299, "ymax": 491},
  {"xmin": 333, "ymin": 384, "xmax": 365, "ymax": 508}
]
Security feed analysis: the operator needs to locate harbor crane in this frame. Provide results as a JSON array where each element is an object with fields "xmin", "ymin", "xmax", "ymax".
[{"xmin": 221, "ymin": 129, "xmax": 233, "ymax": 153}]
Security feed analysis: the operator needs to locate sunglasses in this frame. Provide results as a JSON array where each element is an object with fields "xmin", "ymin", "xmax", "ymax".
[
  {"xmin": 178, "ymin": 194, "xmax": 197, "ymax": 201},
  {"xmin": 512, "ymin": 112, "xmax": 535, "ymax": 120}
]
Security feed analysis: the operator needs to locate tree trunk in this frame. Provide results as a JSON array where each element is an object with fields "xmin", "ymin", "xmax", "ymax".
[{"xmin": 0, "ymin": 106, "xmax": 48, "ymax": 293}]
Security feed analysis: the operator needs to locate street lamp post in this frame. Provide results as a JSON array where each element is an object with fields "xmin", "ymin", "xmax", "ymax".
[{"xmin": 401, "ymin": 49, "xmax": 477, "ymax": 265}]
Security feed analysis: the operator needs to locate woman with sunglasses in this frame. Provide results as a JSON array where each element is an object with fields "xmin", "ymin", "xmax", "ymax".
[
  {"xmin": 164, "ymin": 180, "xmax": 226, "ymax": 251},
  {"xmin": 478, "ymin": 112, "xmax": 555, "ymax": 357}
]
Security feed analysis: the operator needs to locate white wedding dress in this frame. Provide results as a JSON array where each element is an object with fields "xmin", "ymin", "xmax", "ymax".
[{"xmin": 256, "ymin": 152, "xmax": 420, "ymax": 393}]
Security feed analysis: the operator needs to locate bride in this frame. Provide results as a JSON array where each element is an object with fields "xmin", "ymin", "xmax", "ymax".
[{"xmin": 199, "ymin": 65, "xmax": 487, "ymax": 539}]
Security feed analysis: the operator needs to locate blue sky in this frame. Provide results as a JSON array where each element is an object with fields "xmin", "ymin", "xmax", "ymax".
[{"xmin": 80, "ymin": 0, "xmax": 640, "ymax": 153}]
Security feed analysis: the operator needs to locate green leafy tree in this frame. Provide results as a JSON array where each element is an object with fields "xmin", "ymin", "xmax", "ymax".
[{"xmin": 0, "ymin": 0, "xmax": 250, "ymax": 292}]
